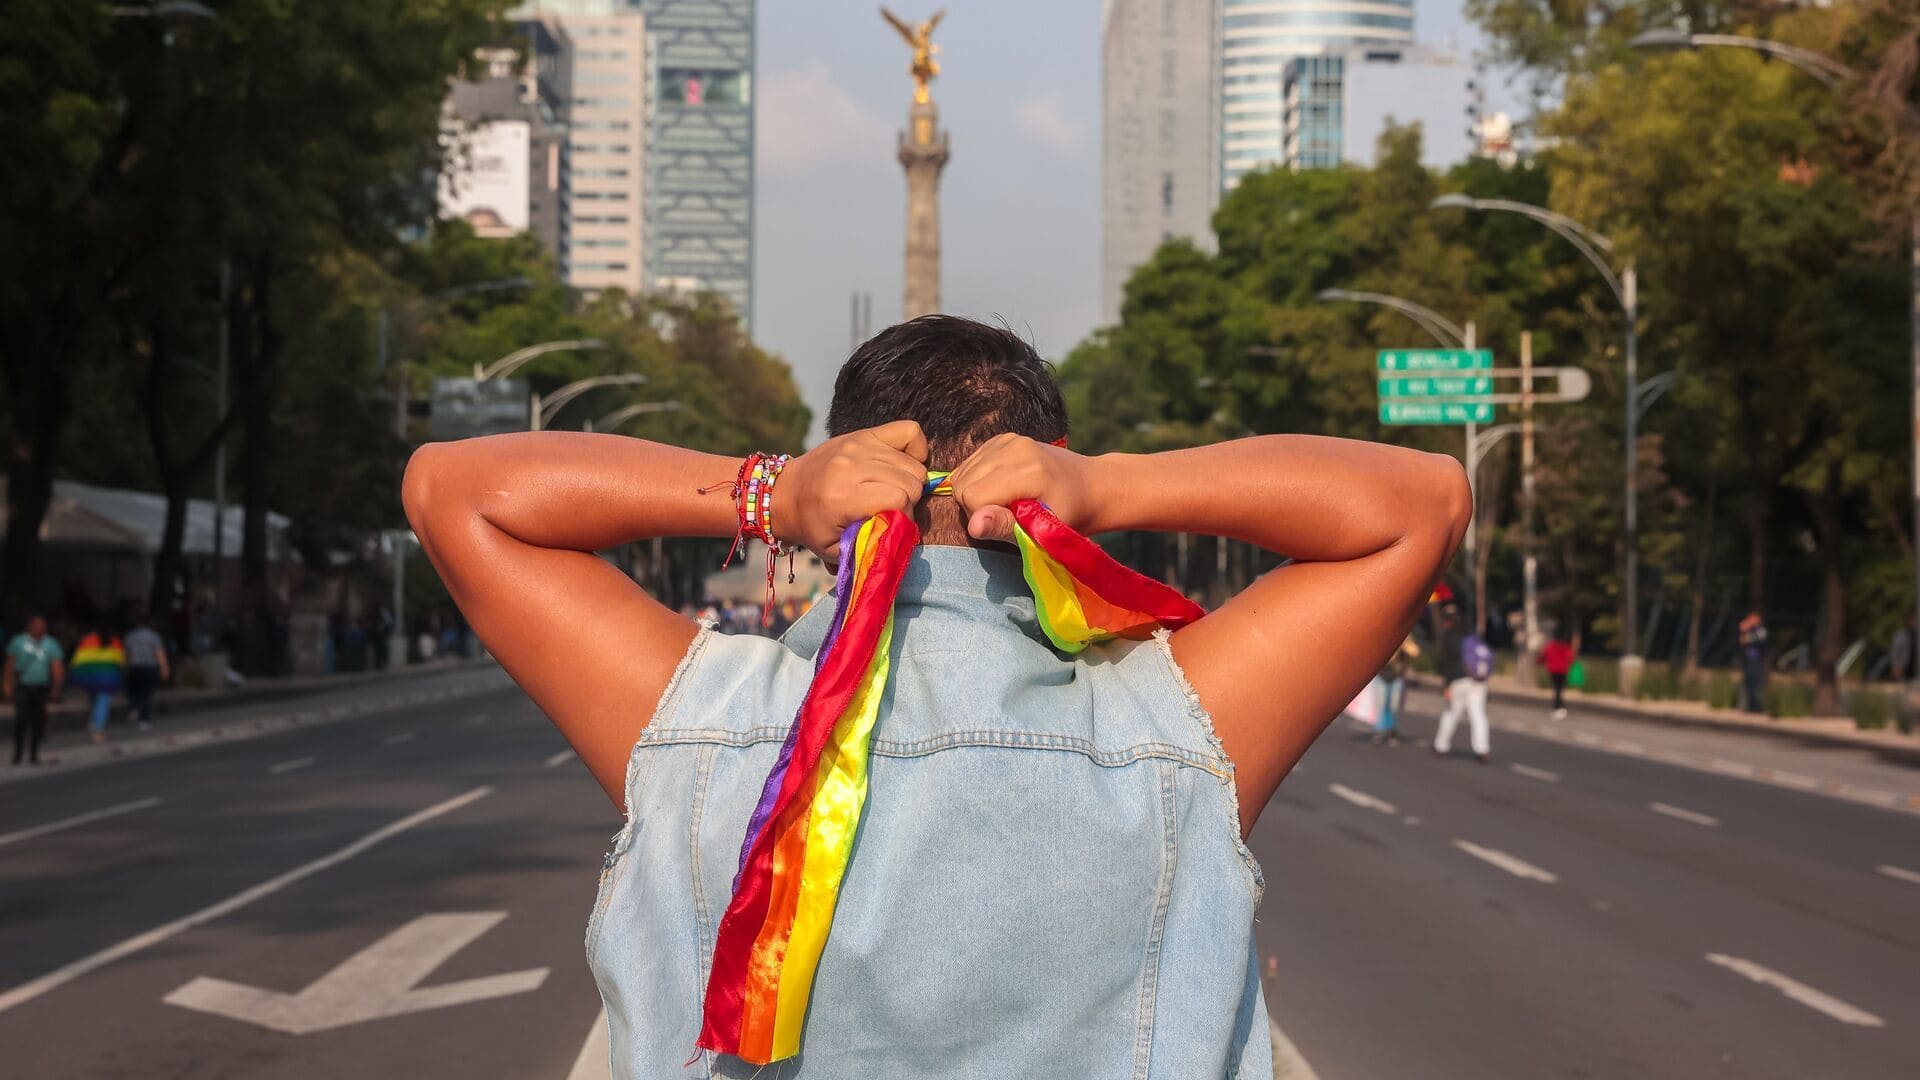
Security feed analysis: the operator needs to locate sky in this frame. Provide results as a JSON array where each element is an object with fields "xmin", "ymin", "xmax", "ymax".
[{"xmin": 751, "ymin": 1, "xmax": 1493, "ymax": 442}]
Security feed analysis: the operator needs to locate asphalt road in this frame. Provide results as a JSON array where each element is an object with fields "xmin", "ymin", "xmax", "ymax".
[
  {"xmin": 3, "ymin": 665, "xmax": 1917, "ymax": 1078},
  {"xmin": 1256, "ymin": 685, "xmax": 1920, "ymax": 1080}
]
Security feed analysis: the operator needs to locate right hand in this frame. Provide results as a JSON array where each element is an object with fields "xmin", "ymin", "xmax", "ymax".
[{"xmin": 775, "ymin": 420, "xmax": 928, "ymax": 561}]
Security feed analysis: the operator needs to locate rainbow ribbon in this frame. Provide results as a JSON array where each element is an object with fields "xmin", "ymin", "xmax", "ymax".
[{"xmin": 697, "ymin": 483, "xmax": 1204, "ymax": 1064}]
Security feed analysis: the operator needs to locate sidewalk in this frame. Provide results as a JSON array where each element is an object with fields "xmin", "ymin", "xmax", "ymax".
[
  {"xmin": 5, "ymin": 659, "xmax": 508, "ymax": 780},
  {"xmin": 1417, "ymin": 671, "xmax": 1920, "ymax": 767}
]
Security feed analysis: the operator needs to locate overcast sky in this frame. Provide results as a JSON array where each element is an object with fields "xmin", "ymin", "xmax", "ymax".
[{"xmin": 751, "ymin": 1, "xmax": 1492, "ymax": 442}]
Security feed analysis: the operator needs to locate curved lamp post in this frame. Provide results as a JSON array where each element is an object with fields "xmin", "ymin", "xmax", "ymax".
[
  {"xmin": 532, "ymin": 373, "xmax": 648, "ymax": 430},
  {"xmin": 1314, "ymin": 288, "xmax": 1467, "ymax": 349},
  {"xmin": 587, "ymin": 400, "xmax": 682, "ymax": 433},
  {"xmin": 1431, "ymin": 192, "xmax": 1646, "ymax": 682},
  {"xmin": 473, "ymin": 339, "xmax": 607, "ymax": 383}
]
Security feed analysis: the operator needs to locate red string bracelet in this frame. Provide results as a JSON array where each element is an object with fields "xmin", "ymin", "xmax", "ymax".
[{"xmin": 698, "ymin": 452, "xmax": 794, "ymax": 625}]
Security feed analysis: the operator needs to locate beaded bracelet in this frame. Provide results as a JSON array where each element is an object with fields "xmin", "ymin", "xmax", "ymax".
[{"xmin": 699, "ymin": 452, "xmax": 795, "ymax": 625}]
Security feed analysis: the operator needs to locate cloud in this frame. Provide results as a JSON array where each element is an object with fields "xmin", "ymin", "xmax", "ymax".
[
  {"xmin": 757, "ymin": 62, "xmax": 890, "ymax": 174},
  {"xmin": 1013, "ymin": 93, "xmax": 1080, "ymax": 156}
]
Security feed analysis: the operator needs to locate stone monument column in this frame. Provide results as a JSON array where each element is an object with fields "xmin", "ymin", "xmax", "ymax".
[
  {"xmin": 883, "ymin": 9, "xmax": 949, "ymax": 319},
  {"xmin": 898, "ymin": 101, "xmax": 949, "ymax": 319}
]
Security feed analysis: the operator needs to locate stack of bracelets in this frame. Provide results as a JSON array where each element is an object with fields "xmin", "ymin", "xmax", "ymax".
[{"xmin": 702, "ymin": 452, "xmax": 794, "ymax": 625}]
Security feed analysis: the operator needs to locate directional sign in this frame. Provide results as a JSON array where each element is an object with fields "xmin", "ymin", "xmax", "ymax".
[
  {"xmin": 1378, "ymin": 376, "xmax": 1493, "ymax": 398},
  {"xmin": 1376, "ymin": 349, "xmax": 1493, "ymax": 372},
  {"xmin": 164, "ymin": 911, "xmax": 548, "ymax": 1034},
  {"xmin": 1380, "ymin": 402, "xmax": 1494, "ymax": 425}
]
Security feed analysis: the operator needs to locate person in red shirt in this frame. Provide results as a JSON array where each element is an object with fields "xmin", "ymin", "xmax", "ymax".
[{"xmin": 1540, "ymin": 632, "xmax": 1577, "ymax": 720}]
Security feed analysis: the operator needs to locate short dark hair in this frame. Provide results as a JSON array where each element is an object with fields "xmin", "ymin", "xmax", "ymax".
[{"xmin": 826, "ymin": 315, "xmax": 1067, "ymax": 470}]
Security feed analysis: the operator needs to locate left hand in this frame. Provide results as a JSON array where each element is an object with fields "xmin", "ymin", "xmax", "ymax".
[{"xmin": 946, "ymin": 434, "xmax": 1103, "ymax": 542}]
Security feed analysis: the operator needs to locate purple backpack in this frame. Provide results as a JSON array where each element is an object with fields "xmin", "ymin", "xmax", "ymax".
[{"xmin": 1462, "ymin": 635, "xmax": 1494, "ymax": 681}]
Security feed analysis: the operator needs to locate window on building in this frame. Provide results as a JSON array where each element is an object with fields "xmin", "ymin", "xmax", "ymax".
[
  {"xmin": 573, "ymin": 167, "xmax": 631, "ymax": 178},
  {"xmin": 574, "ymin": 237, "xmax": 629, "ymax": 248},
  {"xmin": 575, "ymin": 261, "xmax": 631, "ymax": 271},
  {"xmin": 572, "ymin": 144, "xmax": 634, "ymax": 156},
  {"xmin": 572, "ymin": 96, "xmax": 632, "ymax": 110}
]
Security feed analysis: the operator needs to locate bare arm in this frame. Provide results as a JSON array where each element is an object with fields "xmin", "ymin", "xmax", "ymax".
[
  {"xmin": 950, "ymin": 434, "xmax": 1470, "ymax": 832},
  {"xmin": 402, "ymin": 426, "xmax": 926, "ymax": 803},
  {"xmin": 50, "ymin": 658, "xmax": 64, "ymax": 700}
]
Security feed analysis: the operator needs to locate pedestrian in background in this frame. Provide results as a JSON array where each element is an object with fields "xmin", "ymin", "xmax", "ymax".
[
  {"xmin": 1540, "ymin": 631, "xmax": 1577, "ymax": 721},
  {"xmin": 1738, "ymin": 611, "xmax": 1769, "ymax": 714},
  {"xmin": 123, "ymin": 615, "xmax": 170, "ymax": 732},
  {"xmin": 1434, "ymin": 605, "xmax": 1494, "ymax": 763},
  {"xmin": 1890, "ymin": 616, "xmax": 1914, "ymax": 685},
  {"xmin": 1371, "ymin": 634, "xmax": 1419, "ymax": 747},
  {"xmin": 70, "ymin": 622, "xmax": 128, "ymax": 744},
  {"xmin": 4, "ymin": 614, "xmax": 65, "ymax": 765}
]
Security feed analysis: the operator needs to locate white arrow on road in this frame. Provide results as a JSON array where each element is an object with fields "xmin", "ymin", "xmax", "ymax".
[{"xmin": 163, "ymin": 911, "xmax": 548, "ymax": 1034}]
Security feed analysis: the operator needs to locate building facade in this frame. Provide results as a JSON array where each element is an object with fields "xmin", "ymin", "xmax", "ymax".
[
  {"xmin": 1219, "ymin": 0, "xmax": 1413, "ymax": 187},
  {"xmin": 1283, "ymin": 46, "xmax": 1474, "ymax": 170},
  {"xmin": 635, "ymin": 0, "xmax": 756, "ymax": 328},
  {"xmin": 440, "ymin": 20, "xmax": 572, "ymax": 267},
  {"xmin": 1100, "ymin": 0, "xmax": 1220, "ymax": 324}
]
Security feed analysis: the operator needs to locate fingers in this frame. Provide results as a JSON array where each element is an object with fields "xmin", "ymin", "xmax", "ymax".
[
  {"xmin": 868, "ymin": 419, "xmax": 928, "ymax": 462},
  {"xmin": 967, "ymin": 504, "xmax": 1016, "ymax": 543}
]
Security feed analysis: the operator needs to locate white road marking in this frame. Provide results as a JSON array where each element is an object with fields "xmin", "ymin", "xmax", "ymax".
[
  {"xmin": 0, "ymin": 797, "xmax": 164, "ymax": 849},
  {"xmin": 1402, "ymin": 815, "xmax": 1422, "ymax": 826},
  {"xmin": 1269, "ymin": 1012, "xmax": 1322, "ymax": 1080},
  {"xmin": 1649, "ymin": 801, "xmax": 1720, "ymax": 828},
  {"xmin": 1451, "ymin": 839, "xmax": 1560, "ymax": 884},
  {"xmin": 568, "ymin": 1007, "xmax": 612, "ymax": 1080},
  {"xmin": 165, "ymin": 911, "xmax": 548, "ymax": 1034},
  {"xmin": 1704, "ymin": 954, "xmax": 1885, "ymax": 1028},
  {"xmin": 382, "ymin": 732, "xmax": 417, "ymax": 746},
  {"xmin": 1509, "ymin": 763, "xmax": 1561, "ymax": 782},
  {"xmin": 1327, "ymin": 783, "xmax": 1398, "ymax": 815},
  {"xmin": 268, "ymin": 757, "xmax": 316, "ymax": 775},
  {"xmin": 1877, "ymin": 864, "xmax": 1920, "ymax": 886},
  {"xmin": 0, "ymin": 786, "xmax": 493, "ymax": 1015},
  {"xmin": 544, "ymin": 750, "xmax": 575, "ymax": 768}
]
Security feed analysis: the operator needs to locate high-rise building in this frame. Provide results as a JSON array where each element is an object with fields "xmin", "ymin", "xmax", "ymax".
[
  {"xmin": 1100, "ymin": 0, "xmax": 1220, "ymax": 325},
  {"xmin": 1219, "ymin": 0, "xmax": 1413, "ymax": 187},
  {"xmin": 635, "ymin": 0, "xmax": 756, "ymax": 328},
  {"xmin": 440, "ymin": 19, "xmax": 572, "ymax": 267},
  {"xmin": 522, "ymin": 0, "xmax": 650, "ymax": 295},
  {"xmin": 1283, "ymin": 46, "xmax": 1475, "ymax": 169}
]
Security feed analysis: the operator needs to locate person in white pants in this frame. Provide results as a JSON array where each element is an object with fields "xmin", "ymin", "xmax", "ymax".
[{"xmin": 1434, "ymin": 675, "xmax": 1491, "ymax": 763}]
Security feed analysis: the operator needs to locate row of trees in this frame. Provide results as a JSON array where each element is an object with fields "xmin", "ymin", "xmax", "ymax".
[
  {"xmin": 0, "ymin": 2, "xmax": 807, "ymax": 670},
  {"xmin": 1062, "ymin": 0, "xmax": 1920, "ymax": 713}
]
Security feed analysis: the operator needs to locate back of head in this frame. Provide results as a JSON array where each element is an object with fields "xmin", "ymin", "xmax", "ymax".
[{"xmin": 826, "ymin": 315, "xmax": 1067, "ymax": 472}]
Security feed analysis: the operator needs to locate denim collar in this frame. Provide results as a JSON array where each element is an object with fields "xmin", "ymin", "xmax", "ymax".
[{"xmin": 779, "ymin": 544, "xmax": 1041, "ymax": 659}]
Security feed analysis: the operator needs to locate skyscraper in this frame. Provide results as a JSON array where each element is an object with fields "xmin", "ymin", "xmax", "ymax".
[
  {"xmin": 1219, "ymin": 0, "xmax": 1413, "ymax": 187},
  {"xmin": 636, "ymin": 0, "xmax": 756, "ymax": 328},
  {"xmin": 440, "ymin": 18, "xmax": 572, "ymax": 269},
  {"xmin": 1100, "ymin": 0, "xmax": 1219, "ymax": 325},
  {"xmin": 1283, "ymin": 46, "xmax": 1475, "ymax": 170}
]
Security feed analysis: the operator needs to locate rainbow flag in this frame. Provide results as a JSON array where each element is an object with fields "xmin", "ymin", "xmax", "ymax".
[
  {"xmin": 68, "ymin": 635, "xmax": 126, "ymax": 693},
  {"xmin": 697, "ymin": 495, "xmax": 1204, "ymax": 1064}
]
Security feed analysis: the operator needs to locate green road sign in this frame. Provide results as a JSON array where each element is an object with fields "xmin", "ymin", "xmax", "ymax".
[
  {"xmin": 1379, "ymin": 402, "xmax": 1494, "ymax": 425},
  {"xmin": 1376, "ymin": 349, "xmax": 1493, "ymax": 372},
  {"xmin": 1377, "ymin": 376, "xmax": 1493, "ymax": 398}
]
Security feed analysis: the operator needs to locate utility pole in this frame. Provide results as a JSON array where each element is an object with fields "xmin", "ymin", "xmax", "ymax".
[
  {"xmin": 1519, "ymin": 331, "xmax": 1540, "ymax": 684},
  {"xmin": 1462, "ymin": 321, "xmax": 1477, "ymax": 558},
  {"xmin": 212, "ymin": 259, "xmax": 229, "ymax": 616}
]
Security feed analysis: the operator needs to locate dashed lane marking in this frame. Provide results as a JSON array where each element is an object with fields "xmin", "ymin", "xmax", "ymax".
[
  {"xmin": 1705, "ymin": 954, "xmax": 1885, "ymax": 1028},
  {"xmin": 0, "ymin": 797, "xmax": 164, "ymax": 848},
  {"xmin": 544, "ymin": 750, "xmax": 576, "ymax": 769},
  {"xmin": 1452, "ymin": 839, "xmax": 1560, "ymax": 884},
  {"xmin": 1509, "ymin": 763, "xmax": 1560, "ymax": 782},
  {"xmin": 382, "ymin": 732, "xmax": 417, "ymax": 746},
  {"xmin": 1877, "ymin": 864, "xmax": 1920, "ymax": 886},
  {"xmin": 268, "ymin": 757, "xmax": 316, "ymax": 775},
  {"xmin": 0, "ymin": 786, "xmax": 494, "ymax": 1014},
  {"xmin": 1649, "ymin": 801, "xmax": 1721, "ymax": 828},
  {"xmin": 568, "ymin": 1008, "xmax": 611, "ymax": 1080},
  {"xmin": 1327, "ymin": 783, "xmax": 1398, "ymax": 815}
]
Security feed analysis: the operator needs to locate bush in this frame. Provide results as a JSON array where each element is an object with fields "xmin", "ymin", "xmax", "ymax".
[
  {"xmin": 1767, "ymin": 682, "xmax": 1814, "ymax": 719},
  {"xmin": 1849, "ymin": 689, "xmax": 1897, "ymax": 731}
]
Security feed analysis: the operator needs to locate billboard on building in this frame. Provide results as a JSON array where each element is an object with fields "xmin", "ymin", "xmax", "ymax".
[
  {"xmin": 659, "ymin": 68, "xmax": 749, "ymax": 107},
  {"xmin": 438, "ymin": 119, "xmax": 531, "ymax": 236}
]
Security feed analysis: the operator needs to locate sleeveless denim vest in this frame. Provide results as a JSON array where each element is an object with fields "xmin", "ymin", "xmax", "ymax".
[{"xmin": 587, "ymin": 546, "xmax": 1271, "ymax": 1079}]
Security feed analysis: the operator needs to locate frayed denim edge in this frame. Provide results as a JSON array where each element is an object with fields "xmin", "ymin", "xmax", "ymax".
[{"xmin": 1151, "ymin": 628, "xmax": 1265, "ymax": 899}]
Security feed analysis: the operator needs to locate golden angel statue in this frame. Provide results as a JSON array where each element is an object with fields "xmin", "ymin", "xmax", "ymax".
[{"xmin": 881, "ymin": 7, "xmax": 945, "ymax": 104}]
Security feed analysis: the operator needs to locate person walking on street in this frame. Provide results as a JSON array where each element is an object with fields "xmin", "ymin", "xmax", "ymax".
[
  {"xmin": 1540, "ymin": 631, "xmax": 1577, "ymax": 720},
  {"xmin": 4, "ymin": 615, "xmax": 65, "ymax": 765},
  {"xmin": 123, "ymin": 616, "xmax": 170, "ymax": 731},
  {"xmin": 1739, "ymin": 611, "xmax": 1769, "ymax": 714},
  {"xmin": 1434, "ymin": 605, "xmax": 1494, "ymax": 763},
  {"xmin": 1371, "ymin": 634, "xmax": 1419, "ymax": 746},
  {"xmin": 1891, "ymin": 616, "xmax": 1914, "ymax": 685},
  {"xmin": 70, "ymin": 623, "xmax": 128, "ymax": 744}
]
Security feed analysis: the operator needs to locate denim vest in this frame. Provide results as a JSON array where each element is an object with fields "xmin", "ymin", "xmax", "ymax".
[{"xmin": 587, "ymin": 546, "xmax": 1270, "ymax": 1078}]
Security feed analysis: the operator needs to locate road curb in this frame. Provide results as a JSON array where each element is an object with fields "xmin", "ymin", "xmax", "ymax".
[{"xmin": 1414, "ymin": 674, "xmax": 1920, "ymax": 767}]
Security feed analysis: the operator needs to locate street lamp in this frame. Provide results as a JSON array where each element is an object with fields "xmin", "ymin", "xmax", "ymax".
[
  {"xmin": 587, "ymin": 400, "xmax": 683, "ymax": 433},
  {"xmin": 1431, "ymin": 192, "xmax": 1646, "ymax": 689},
  {"xmin": 532, "ymin": 374, "xmax": 649, "ymax": 431},
  {"xmin": 473, "ymin": 339, "xmax": 607, "ymax": 383},
  {"xmin": 1314, "ymin": 288, "xmax": 1467, "ymax": 348}
]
